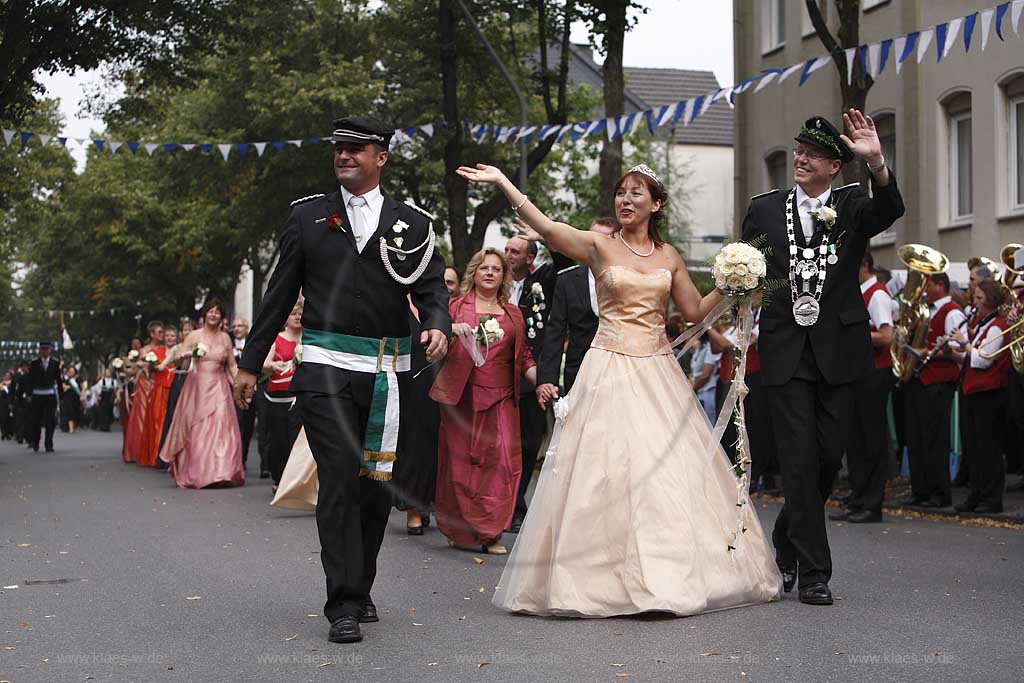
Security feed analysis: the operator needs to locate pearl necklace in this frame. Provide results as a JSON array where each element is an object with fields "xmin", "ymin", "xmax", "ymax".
[{"xmin": 618, "ymin": 231, "xmax": 655, "ymax": 258}]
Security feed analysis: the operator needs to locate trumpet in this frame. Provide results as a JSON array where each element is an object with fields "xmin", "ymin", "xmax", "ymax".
[{"xmin": 978, "ymin": 243, "xmax": 1024, "ymax": 373}]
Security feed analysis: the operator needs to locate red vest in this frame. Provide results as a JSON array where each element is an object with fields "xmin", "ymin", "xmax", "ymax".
[
  {"xmin": 919, "ymin": 300, "xmax": 962, "ymax": 385},
  {"xmin": 267, "ymin": 335, "xmax": 298, "ymax": 392},
  {"xmin": 962, "ymin": 316, "xmax": 1011, "ymax": 395},
  {"xmin": 862, "ymin": 281, "xmax": 894, "ymax": 369}
]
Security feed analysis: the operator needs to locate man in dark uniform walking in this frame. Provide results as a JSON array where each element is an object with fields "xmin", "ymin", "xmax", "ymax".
[
  {"xmin": 741, "ymin": 110, "xmax": 904, "ymax": 606},
  {"xmin": 234, "ymin": 117, "xmax": 450, "ymax": 644},
  {"xmin": 26, "ymin": 339, "xmax": 62, "ymax": 452}
]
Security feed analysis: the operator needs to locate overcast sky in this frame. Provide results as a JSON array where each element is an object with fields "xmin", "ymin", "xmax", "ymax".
[{"xmin": 37, "ymin": 0, "xmax": 733, "ymax": 166}]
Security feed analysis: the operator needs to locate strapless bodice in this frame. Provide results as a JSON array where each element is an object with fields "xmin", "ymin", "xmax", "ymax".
[{"xmin": 590, "ymin": 266, "xmax": 672, "ymax": 357}]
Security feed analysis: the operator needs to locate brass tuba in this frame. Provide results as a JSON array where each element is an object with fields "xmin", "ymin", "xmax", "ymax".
[
  {"xmin": 891, "ymin": 244, "xmax": 950, "ymax": 382},
  {"xmin": 978, "ymin": 243, "xmax": 1024, "ymax": 373}
]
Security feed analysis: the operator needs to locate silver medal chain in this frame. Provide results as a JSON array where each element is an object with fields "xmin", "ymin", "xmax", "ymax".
[{"xmin": 785, "ymin": 189, "xmax": 830, "ymax": 304}]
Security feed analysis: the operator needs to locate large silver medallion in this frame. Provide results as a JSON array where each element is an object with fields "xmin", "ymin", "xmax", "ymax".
[
  {"xmin": 797, "ymin": 260, "xmax": 819, "ymax": 280},
  {"xmin": 792, "ymin": 295, "xmax": 821, "ymax": 327}
]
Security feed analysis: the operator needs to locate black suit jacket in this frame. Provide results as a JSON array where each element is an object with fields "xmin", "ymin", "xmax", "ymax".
[
  {"xmin": 514, "ymin": 250, "xmax": 574, "ymax": 360},
  {"xmin": 26, "ymin": 357, "xmax": 62, "ymax": 395},
  {"xmin": 537, "ymin": 264, "xmax": 599, "ymax": 393},
  {"xmin": 240, "ymin": 189, "xmax": 452, "ymax": 394},
  {"xmin": 741, "ymin": 173, "xmax": 905, "ymax": 387}
]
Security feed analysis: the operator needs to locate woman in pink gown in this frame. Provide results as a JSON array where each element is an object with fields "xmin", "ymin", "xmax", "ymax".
[
  {"xmin": 430, "ymin": 248, "xmax": 536, "ymax": 555},
  {"xmin": 159, "ymin": 299, "xmax": 244, "ymax": 489}
]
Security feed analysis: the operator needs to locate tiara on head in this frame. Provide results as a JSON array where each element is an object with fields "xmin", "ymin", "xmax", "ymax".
[{"xmin": 628, "ymin": 164, "xmax": 662, "ymax": 185}]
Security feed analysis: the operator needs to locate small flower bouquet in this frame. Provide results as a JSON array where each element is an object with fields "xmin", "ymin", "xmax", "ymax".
[
  {"xmin": 144, "ymin": 351, "xmax": 159, "ymax": 366},
  {"xmin": 127, "ymin": 350, "xmax": 140, "ymax": 362},
  {"xmin": 475, "ymin": 316, "xmax": 505, "ymax": 346},
  {"xmin": 714, "ymin": 242, "xmax": 767, "ymax": 296},
  {"xmin": 192, "ymin": 342, "xmax": 209, "ymax": 359},
  {"xmin": 809, "ymin": 205, "xmax": 837, "ymax": 230},
  {"xmin": 111, "ymin": 357, "xmax": 124, "ymax": 370},
  {"xmin": 292, "ymin": 343, "xmax": 302, "ymax": 367}
]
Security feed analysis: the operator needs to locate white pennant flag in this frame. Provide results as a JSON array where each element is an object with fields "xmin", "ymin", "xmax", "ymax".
[
  {"xmin": 754, "ymin": 71, "xmax": 781, "ymax": 93},
  {"xmin": 541, "ymin": 124, "xmax": 560, "ymax": 141},
  {"xmin": 778, "ymin": 62, "xmax": 804, "ymax": 85},
  {"xmin": 893, "ymin": 36, "xmax": 908, "ymax": 74},
  {"xmin": 555, "ymin": 124, "xmax": 573, "ymax": 143},
  {"xmin": 37, "ymin": 133, "xmax": 51, "ymax": 146},
  {"xmin": 144, "ymin": 143, "xmax": 159, "ymax": 156},
  {"xmin": 287, "ymin": 139, "xmax": 303, "ymax": 147},
  {"xmin": 2, "ymin": 129, "xmax": 14, "ymax": 146},
  {"xmin": 420, "ymin": 123, "xmax": 434, "ymax": 138},
  {"xmin": 182, "ymin": 143, "xmax": 196, "ymax": 151},
  {"xmin": 916, "ymin": 28, "xmax": 933, "ymax": 63},
  {"xmin": 217, "ymin": 144, "xmax": 232, "ymax": 160},
  {"xmin": 681, "ymin": 99, "xmax": 696, "ymax": 127},
  {"xmin": 806, "ymin": 56, "xmax": 831, "ymax": 80},
  {"xmin": 629, "ymin": 112, "xmax": 646, "ymax": 137},
  {"xmin": 981, "ymin": 9, "xmax": 994, "ymax": 50},
  {"xmin": 1013, "ymin": 0, "xmax": 1023, "ymax": 34},
  {"xmin": 844, "ymin": 47, "xmax": 857, "ymax": 84},
  {"xmin": 109, "ymin": 141, "xmax": 122, "ymax": 154},
  {"xmin": 515, "ymin": 126, "xmax": 537, "ymax": 141},
  {"xmin": 254, "ymin": 142, "xmax": 267, "ymax": 157},
  {"xmin": 74, "ymin": 138, "xmax": 87, "ymax": 148},
  {"xmin": 605, "ymin": 117, "xmax": 618, "ymax": 141},
  {"xmin": 867, "ymin": 43, "xmax": 882, "ymax": 79},
  {"xmin": 944, "ymin": 18, "xmax": 962, "ymax": 58},
  {"xmin": 656, "ymin": 103, "xmax": 677, "ymax": 127}
]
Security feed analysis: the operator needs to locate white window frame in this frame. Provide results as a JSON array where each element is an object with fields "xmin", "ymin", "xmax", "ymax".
[
  {"xmin": 862, "ymin": 0, "xmax": 889, "ymax": 10},
  {"xmin": 871, "ymin": 113, "xmax": 898, "ymax": 245},
  {"xmin": 765, "ymin": 149, "xmax": 788, "ymax": 193},
  {"xmin": 762, "ymin": 0, "xmax": 786, "ymax": 54},
  {"xmin": 1010, "ymin": 94, "xmax": 1024, "ymax": 212},
  {"xmin": 803, "ymin": 1, "xmax": 826, "ymax": 38},
  {"xmin": 949, "ymin": 110, "xmax": 974, "ymax": 221}
]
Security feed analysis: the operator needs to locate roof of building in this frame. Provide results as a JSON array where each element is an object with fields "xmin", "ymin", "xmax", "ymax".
[{"xmin": 556, "ymin": 43, "xmax": 733, "ymax": 147}]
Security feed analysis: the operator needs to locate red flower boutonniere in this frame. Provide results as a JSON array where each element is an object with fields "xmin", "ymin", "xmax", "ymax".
[{"xmin": 328, "ymin": 214, "xmax": 346, "ymax": 232}]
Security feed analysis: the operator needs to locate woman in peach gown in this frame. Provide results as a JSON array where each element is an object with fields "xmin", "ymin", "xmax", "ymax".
[
  {"xmin": 458, "ymin": 162, "xmax": 781, "ymax": 617},
  {"xmin": 159, "ymin": 299, "xmax": 244, "ymax": 488}
]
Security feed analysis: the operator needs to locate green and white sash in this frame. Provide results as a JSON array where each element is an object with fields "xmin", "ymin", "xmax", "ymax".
[{"xmin": 301, "ymin": 329, "xmax": 412, "ymax": 481}]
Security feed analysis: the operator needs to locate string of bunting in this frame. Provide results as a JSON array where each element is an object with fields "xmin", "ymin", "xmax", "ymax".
[
  {"xmin": 3, "ymin": 305, "xmax": 134, "ymax": 318},
  {"xmin": 2, "ymin": 1, "xmax": 1021, "ymax": 158}
]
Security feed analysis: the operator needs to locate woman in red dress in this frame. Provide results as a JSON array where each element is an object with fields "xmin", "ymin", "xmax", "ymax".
[
  {"xmin": 431, "ymin": 248, "xmax": 536, "ymax": 555},
  {"xmin": 123, "ymin": 324, "xmax": 163, "ymax": 463},
  {"xmin": 259, "ymin": 299, "xmax": 303, "ymax": 485},
  {"xmin": 139, "ymin": 322, "xmax": 174, "ymax": 467}
]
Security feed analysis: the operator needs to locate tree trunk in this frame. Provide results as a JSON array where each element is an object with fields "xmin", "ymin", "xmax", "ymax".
[
  {"xmin": 597, "ymin": 0, "xmax": 627, "ymax": 216},
  {"xmin": 439, "ymin": 0, "xmax": 471, "ymax": 269}
]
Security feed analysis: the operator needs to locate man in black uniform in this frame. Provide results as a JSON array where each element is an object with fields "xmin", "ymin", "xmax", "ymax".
[
  {"xmin": 234, "ymin": 117, "xmax": 450, "ymax": 645},
  {"xmin": 741, "ymin": 110, "xmax": 904, "ymax": 606},
  {"xmin": 26, "ymin": 339, "xmax": 62, "ymax": 453}
]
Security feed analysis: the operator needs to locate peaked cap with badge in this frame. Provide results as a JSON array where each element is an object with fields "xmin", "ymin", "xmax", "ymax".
[{"xmin": 794, "ymin": 115, "xmax": 854, "ymax": 164}]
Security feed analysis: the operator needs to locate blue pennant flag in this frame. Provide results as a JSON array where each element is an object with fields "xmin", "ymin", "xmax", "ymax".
[
  {"xmin": 200, "ymin": 143, "xmax": 214, "ymax": 154},
  {"xmin": 20, "ymin": 132, "xmax": 32, "ymax": 146},
  {"xmin": 799, "ymin": 58, "xmax": 817, "ymax": 86},
  {"xmin": 671, "ymin": 100, "xmax": 687, "ymax": 125},
  {"xmin": 996, "ymin": 2, "xmax": 1009, "ymax": 41},
  {"xmin": 899, "ymin": 31, "xmax": 919, "ymax": 63},
  {"xmin": 271, "ymin": 141, "xmax": 285, "ymax": 152},
  {"xmin": 306, "ymin": 137, "xmax": 320, "ymax": 144},
  {"xmin": 879, "ymin": 39, "xmax": 892, "ymax": 74},
  {"xmin": 935, "ymin": 22, "xmax": 948, "ymax": 62},
  {"xmin": 688, "ymin": 96, "xmax": 704, "ymax": 124},
  {"xmin": 93, "ymin": 139, "xmax": 105, "ymax": 152},
  {"xmin": 403, "ymin": 127, "xmax": 417, "ymax": 139},
  {"xmin": 236, "ymin": 143, "xmax": 249, "ymax": 157},
  {"xmin": 57, "ymin": 136, "xmax": 67, "ymax": 146},
  {"xmin": 162, "ymin": 143, "xmax": 176, "ymax": 153},
  {"xmin": 645, "ymin": 110, "xmax": 656, "ymax": 136},
  {"xmin": 964, "ymin": 12, "xmax": 978, "ymax": 51},
  {"xmin": 653, "ymin": 104, "xmax": 669, "ymax": 128},
  {"xmin": 858, "ymin": 45, "xmax": 869, "ymax": 75},
  {"xmin": 570, "ymin": 122, "xmax": 588, "ymax": 142},
  {"xmin": 127, "ymin": 141, "xmax": 139, "ymax": 154}
]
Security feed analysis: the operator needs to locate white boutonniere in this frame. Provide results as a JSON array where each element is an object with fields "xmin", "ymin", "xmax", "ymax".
[
  {"xmin": 392, "ymin": 219, "xmax": 409, "ymax": 233},
  {"xmin": 530, "ymin": 282, "xmax": 543, "ymax": 296},
  {"xmin": 809, "ymin": 205, "xmax": 838, "ymax": 230}
]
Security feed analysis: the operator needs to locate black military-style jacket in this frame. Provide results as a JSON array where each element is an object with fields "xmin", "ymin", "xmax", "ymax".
[
  {"xmin": 240, "ymin": 189, "xmax": 451, "ymax": 394},
  {"xmin": 741, "ymin": 172, "xmax": 905, "ymax": 387}
]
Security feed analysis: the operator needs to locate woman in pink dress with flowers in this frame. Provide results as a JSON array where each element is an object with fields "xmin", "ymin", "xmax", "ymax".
[{"xmin": 159, "ymin": 299, "xmax": 244, "ymax": 488}]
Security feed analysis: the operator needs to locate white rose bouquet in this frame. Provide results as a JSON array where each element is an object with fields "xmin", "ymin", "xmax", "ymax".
[
  {"xmin": 714, "ymin": 242, "xmax": 767, "ymax": 295},
  {"xmin": 192, "ymin": 342, "xmax": 209, "ymax": 359},
  {"xmin": 111, "ymin": 357, "xmax": 124, "ymax": 370},
  {"xmin": 127, "ymin": 350, "xmax": 140, "ymax": 362},
  {"xmin": 475, "ymin": 315, "xmax": 505, "ymax": 346},
  {"xmin": 144, "ymin": 351, "xmax": 159, "ymax": 365},
  {"xmin": 809, "ymin": 205, "xmax": 837, "ymax": 230}
]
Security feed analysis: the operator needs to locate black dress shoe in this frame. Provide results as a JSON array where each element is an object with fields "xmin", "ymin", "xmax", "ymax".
[
  {"xmin": 406, "ymin": 524, "xmax": 424, "ymax": 536},
  {"xmin": 259, "ymin": 470, "xmax": 270, "ymax": 479},
  {"xmin": 422, "ymin": 513, "xmax": 431, "ymax": 528},
  {"xmin": 359, "ymin": 599, "xmax": 379, "ymax": 624},
  {"xmin": 953, "ymin": 501, "xmax": 977, "ymax": 513},
  {"xmin": 798, "ymin": 582, "xmax": 833, "ymax": 605},
  {"xmin": 508, "ymin": 515, "xmax": 524, "ymax": 534},
  {"xmin": 897, "ymin": 496, "xmax": 926, "ymax": 506},
  {"xmin": 974, "ymin": 503, "xmax": 1004, "ymax": 514},
  {"xmin": 846, "ymin": 510, "xmax": 882, "ymax": 523},
  {"xmin": 828, "ymin": 508, "xmax": 854, "ymax": 521},
  {"xmin": 328, "ymin": 616, "xmax": 362, "ymax": 643},
  {"xmin": 778, "ymin": 565, "xmax": 797, "ymax": 593}
]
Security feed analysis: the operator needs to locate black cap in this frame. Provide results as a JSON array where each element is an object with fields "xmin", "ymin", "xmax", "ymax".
[
  {"xmin": 794, "ymin": 115, "xmax": 854, "ymax": 163},
  {"xmin": 330, "ymin": 116, "xmax": 393, "ymax": 147},
  {"xmin": 39, "ymin": 339, "xmax": 52, "ymax": 348}
]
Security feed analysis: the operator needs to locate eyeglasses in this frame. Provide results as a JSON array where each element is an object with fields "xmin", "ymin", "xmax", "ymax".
[
  {"xmin": 792, "ymin": 148, "xmax": 832, "ymax": 161},
  {"xmin": 477, "ymin": 266, "xmax": 503, "ymax": 274}
]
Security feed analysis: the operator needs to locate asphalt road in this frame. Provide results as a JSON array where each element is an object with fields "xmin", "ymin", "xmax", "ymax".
[{"xmin": 2, "ymin": 431, "xmax": 1022, "ymax": 683}]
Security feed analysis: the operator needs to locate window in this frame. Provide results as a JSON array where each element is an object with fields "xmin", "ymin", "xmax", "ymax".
[
  {"xmin": 871, "ymin": 114, "xmax": 897, "ymax": 243},
  {"xmin": 1005, "ymin": 75, "xmax": 1024, "ymax": 211},
  {"xmin": 862, "ymin": 0, "xmax": 890, "ymax": 10},
  {"xmin": 944, "ymin": 92, "xmax": 973, "ymax": 221},
  {"xmin": 763, "ymin": 0, "xmax": 785, "ymax": 53},
  {"xmin": 803, "ymin": 1, "xmax": 826, "ymax": 38},
  {"xmin": 765, "ymin": 150, "xmax": 788, "ymax": 193}
]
